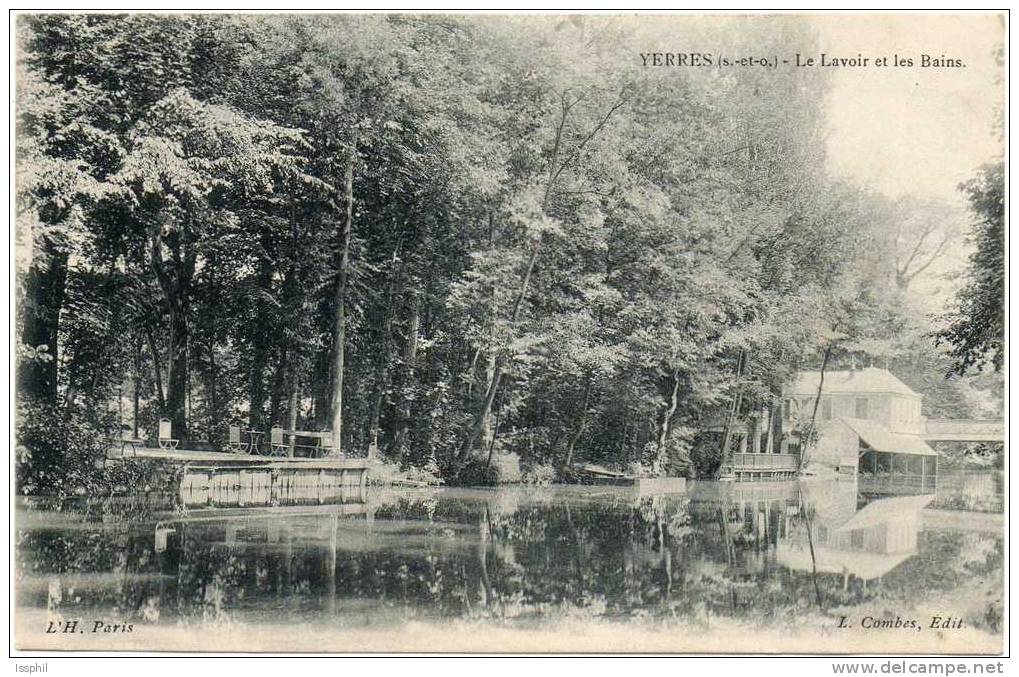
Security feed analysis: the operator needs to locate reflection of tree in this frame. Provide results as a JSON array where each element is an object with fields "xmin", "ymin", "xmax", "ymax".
[
  {"xmin": 16, "ymin": 486, "xmax": 1004, "ymax": 635},
  {"xmin": 799, "ymin": 495, "xmax": 825, "ymax": 610}
]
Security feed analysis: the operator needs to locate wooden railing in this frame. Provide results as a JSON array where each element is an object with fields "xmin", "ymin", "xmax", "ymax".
[{"xmin": 728, "ymin": 453, "xmax": 800, "ymax": 470}]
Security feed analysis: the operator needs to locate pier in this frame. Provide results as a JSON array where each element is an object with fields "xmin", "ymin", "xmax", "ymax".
[{"xmin": 106, "ymin": 445, "xmax": 372, "ymax": 510}]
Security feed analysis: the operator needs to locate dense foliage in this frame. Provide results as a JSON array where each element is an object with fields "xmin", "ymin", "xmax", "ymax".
[
  {"xmin": 936, "ymin": 162, "xmax": 1005, "ymax": 375},
  {"xmin": 15, "ymin": 15, "xmax": 1003, "ymax": 487}
]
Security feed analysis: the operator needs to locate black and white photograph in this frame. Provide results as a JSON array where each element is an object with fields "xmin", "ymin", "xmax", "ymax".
[{"xmin": 11, "ymin": 11, "xmax": 1006, "ymax": 655}]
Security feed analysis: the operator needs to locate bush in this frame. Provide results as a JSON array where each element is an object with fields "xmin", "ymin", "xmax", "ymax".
[
  {"xmin": 492, "ymin": 451, "xmax": 522, "ymax": 483},
  {"xmin": 368, "ymin": 457, "xmax": 443, "ymax": 486},
  {"xmin": 688, "ymin": 433, "xmax": 724, "ymax": 478},
  {"xmin": 17, "ymin": 399, "xmax": 107, "ymax": 496},
  {"xmin": 521, "ymin": 462, "xmax": 556, "ymax": 485},
  {"xmin": 446, "ymin": 455, "xmax": 500, "ymax": 486},
  {"xmin": 16, "ymin": 399, "xmax": 171, "ymax": 498}
]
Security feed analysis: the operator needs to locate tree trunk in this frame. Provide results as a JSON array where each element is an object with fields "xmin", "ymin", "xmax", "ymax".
[
  {"xmin": 144, "ymin": 327, "xmax": 166, "ymax": 412},
  {"xmin": 330, "ymin": 142, "xmax": 357, "ymax": 454},
  {"xmin": 165, "ymin": 305, "xmax": 189, "ymax": 441},
  {"xmin": 655, "ymin": 369, "xmax": 681, "ymax": 474},
  {"xmin": 564, "ymin": 377, "xmax": 592, "ymax": 468},
  {"xmin": 459, "ymin": 236, "xmax": 542, "ymax": 460},
  {"xmin": 392, "ymin": 286, "xmax": 420, "ymax": 459},
  {"xmin": 715, "ymin": 349, "xmax": 747, "ymax": 478},
  {"xmin": 287, "ymin": 366, "xmax": 299, "ymax": 457},
  {"xmin": 247, "ymin": 261, "xmax": 274, "ymax": 433},
  {"xmin": 480, "ymin": 348, "xmax": 497, "ymax": 448},
  {"xmin": 18, "ymin": 246, "xmax": 69, "ymax": 405},
  {"xmin": 149, "ymin": 222, "xmax": 193, "ymax": 442},
  {"xmin": 207, "ymin": 338, "xmax": 219, "ymax": 436},
  {"xmin": 764, "ymin": 397, "xmax": 777, "ymax": 455},
  {"xmin": 368, "ymin": 248, "xmax": 402, "ymax": 453},
  {"xmin": 132, "ymin": 338, "xmax": 142, "ymax": 438},
  {"xmin": 485, "ymin": 379, "xmax": 508, "ymax": 468},
  {"xmin": 800, "ymin": 343, "xmax": 833, "ymax": 471},
  {"xmin": 269, "ymin": 347, "xmax": 289, "ymax": 427}
]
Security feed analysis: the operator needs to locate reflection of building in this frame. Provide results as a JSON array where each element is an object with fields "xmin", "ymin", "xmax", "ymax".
[
  {"xmin": 782, "ymin": 368, "xmax": 937, "ymax": 478},
  {"xmin": 692, "ymin": 479, "xmax": 932, "ymax": 583},
  {"xmin": 776, "ymin": 491, "xmax": 933, "ymax": 582}
]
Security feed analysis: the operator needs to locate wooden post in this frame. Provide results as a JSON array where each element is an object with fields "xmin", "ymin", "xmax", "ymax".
[{"xmin": 326, "ymin": 512, "xmax": 338, "ymax": 615}]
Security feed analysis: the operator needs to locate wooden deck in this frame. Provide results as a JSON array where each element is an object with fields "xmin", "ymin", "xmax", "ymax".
[
  {"xmin": 107, "ymin": 445, "xmax": 371, "ymax": 469},
  {"xmin": 722, "ymin": 452, "xmax": 800, "ymax": 481},
  {"xmin": 106, "ymin": 444, "xmax": 373, "ymax": 510}
]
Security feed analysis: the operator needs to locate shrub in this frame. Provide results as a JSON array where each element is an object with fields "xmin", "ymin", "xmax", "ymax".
[
  {"xmin": 17, "ymin": 399, "xmax": 109, "ymax": 496},
  {"xmin": 521, "ymin": 462, "xmax": 556, "ymax": 485},
  {"xmin": 16, "ymin": 399, "xmax": 173, "ymax": 499},
  {"xmin": 447, "ymin": 455, "xmax": 500, "ymax": 486},
  {"xmin": 492, "ymin": 451, "xmax": 522, "ymax": 483},
  {"xmin": 368, "ymin": 457, "xmax": 443, "ymax": 486}
]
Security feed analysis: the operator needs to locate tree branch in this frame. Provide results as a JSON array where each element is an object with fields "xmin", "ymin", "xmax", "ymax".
[
  {"xmin": 546, "ymin": 93, "xmax": 628, "ymax": 204},
  {"xmin": 902, "ymin": 235, "xmax": 950, "ymax": 283}
]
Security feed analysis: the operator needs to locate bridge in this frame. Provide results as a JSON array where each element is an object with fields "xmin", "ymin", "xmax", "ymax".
[{"xmin": 922, "ymin": 419, "xmax": 1003, "ymax": 443}]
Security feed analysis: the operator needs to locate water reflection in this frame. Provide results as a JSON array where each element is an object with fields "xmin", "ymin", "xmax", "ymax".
[{"xmin": 16, "ymin": 476, "xmax": 1003, "ymax": 638}]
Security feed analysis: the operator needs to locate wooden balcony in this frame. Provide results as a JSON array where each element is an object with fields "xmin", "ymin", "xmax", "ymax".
[
  {"xmin": 730, "ymin": 453, "xmax": 800, "ymax": 469},
  {"xmin": 724, "ymin": 453, "xmax": 800, "ymax": 481}
]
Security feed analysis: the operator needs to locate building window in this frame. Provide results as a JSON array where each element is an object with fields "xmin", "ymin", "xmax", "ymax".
[
  {"xmin": 855, "ymin": 397, "xmax": 869, "ymax": 419},
  {"xmin": 820, "ymin": 398, "xmax": 833, "ymax": 420}
]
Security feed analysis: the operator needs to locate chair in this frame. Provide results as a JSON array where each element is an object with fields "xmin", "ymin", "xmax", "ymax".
[
  {"xmin": 320, "ymin": 430, "xmax": 340, "ymax": 459},
  {"xmin": 269, "ymin": 425, "xmax": 287, "ymax": 457},
  {"xmin": 158, "ymin": 419, "xmax": 179, "ymax": 450},
  {"xmin": 227, "ymin": 424, "xmax": 247, "ymax": 454}
]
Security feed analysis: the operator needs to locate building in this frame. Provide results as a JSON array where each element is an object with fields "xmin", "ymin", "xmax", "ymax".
[{"xmin": 781, "ymin": 367, "xmax": 937, "ymax": 478}]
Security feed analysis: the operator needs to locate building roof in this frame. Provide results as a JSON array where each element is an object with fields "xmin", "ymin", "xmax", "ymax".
[
  {"xmin": 776, "ymin": 543, "xmax": 913, "ymax": 580},
  {"xmin": 840, "ymin": 418, "xmax": 937, "ymax": 457},
  {"xmin": 785, "ymin": 367, "xmax": 920, "ymax": 398},
  {"xmin": 838, "ymin": 494, "xmax": 934, "ymax": 532}
]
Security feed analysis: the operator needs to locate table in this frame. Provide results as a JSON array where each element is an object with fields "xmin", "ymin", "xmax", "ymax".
[
  {"xmin": 244, "ymin": 429, "xmax": 264, "ymax": 455},
  {"xmin": 110, "ymin": 436, "xmax": 145, "ymax": 456},
  {"xmin": 278, "ymin": 430, "xmax": 336, "ymax": 458}
]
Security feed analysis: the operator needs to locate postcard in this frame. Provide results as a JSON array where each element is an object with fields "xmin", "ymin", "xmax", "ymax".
[{"xmin": 12, "ymin": 12, "xmax": 1005, "ymax": 654}]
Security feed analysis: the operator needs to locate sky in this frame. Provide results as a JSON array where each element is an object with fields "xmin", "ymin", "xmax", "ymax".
[
  {"xmin": 807, "ymin": 14, "xmax": 1004, "ymax": 310},
  {"xmin": 625, "ymin": 12, "xmax": 1004, "ymax": 308},
  {"xmin": 813, "ymin": 14, "xmax": 1004, "ymax": 204}
]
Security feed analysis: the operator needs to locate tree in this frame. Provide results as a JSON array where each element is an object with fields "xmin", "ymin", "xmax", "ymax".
[{"xmin": 936, "ymin": 162, "xmax": 1005, "ymax": 375}]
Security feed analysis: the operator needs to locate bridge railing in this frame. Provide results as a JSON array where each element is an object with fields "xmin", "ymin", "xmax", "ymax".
[{"xmin": 924, "ymin": 419, "xmax": 1003, "ymax": 434}]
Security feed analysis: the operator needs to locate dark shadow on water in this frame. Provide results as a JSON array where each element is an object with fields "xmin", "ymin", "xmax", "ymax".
[{"xmin": 15, "ymin": 474, "xmax": 1003, "ymax": 633}]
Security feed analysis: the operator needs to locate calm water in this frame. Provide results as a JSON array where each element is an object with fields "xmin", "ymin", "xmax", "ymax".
[{"xmin": 15, "ymin": 473, "xmax": 1003, "ymax": 652}]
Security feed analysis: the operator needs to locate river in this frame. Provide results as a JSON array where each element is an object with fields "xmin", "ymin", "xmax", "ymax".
[{"xmin": 14, "ymin": 471, "xmax": 1003, "ymax": 653}]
